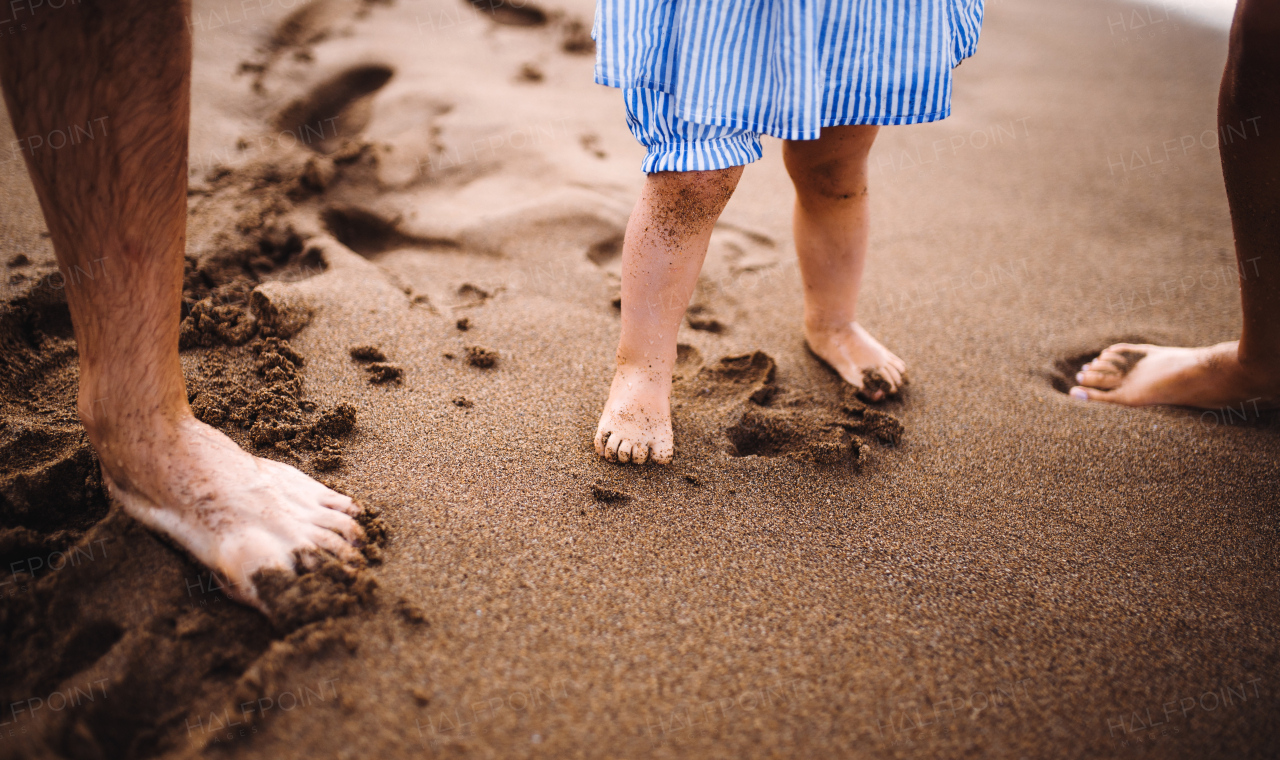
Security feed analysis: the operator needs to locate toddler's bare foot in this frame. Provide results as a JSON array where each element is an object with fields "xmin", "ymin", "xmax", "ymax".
[
  {"xmin": 805, "ymin": 321, "xmax": 907, "ymax": 401},
  {"xmin": 1070, "ymin": 341, "xmax": 1280, "ymax": 409},
  {"xmin": 594, "ymin": 367, "xmax": 674, "ymax": 465},
  {"xmin": 94, "ymin": 414, "xmax": 365, "ymax": 613}
]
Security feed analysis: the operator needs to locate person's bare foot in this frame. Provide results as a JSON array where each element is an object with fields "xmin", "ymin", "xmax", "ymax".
[
  {"xmin": 93, "ymin": 414, "xmax": 365, "ymax": 613},
  {"xmin": 594, "ymin": 366, "xmax": 674, "ymax": 465},
  {"xmin": 1070, "ymin": 341, "xmax": 1280, "ymax": 409},
  {"xmin": 805, "ymin": 320, "xmax": 907, "ymax": 401}
]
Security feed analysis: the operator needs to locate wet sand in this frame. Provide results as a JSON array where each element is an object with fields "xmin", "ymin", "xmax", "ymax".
[{"xmin": 0, "ymin": 0, "xmax": 1277, "ymax": 757}]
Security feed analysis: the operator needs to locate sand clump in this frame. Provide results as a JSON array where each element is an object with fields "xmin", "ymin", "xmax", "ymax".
[
  {"xmin": 348, "ymin": 345, "xmax": 386, "ymax": 362},
  {"xmin": 189, "ymin": 337, "xmax": 359, "ymax": 472},
  {"xmin": 465, "ymin": 345, "xmax": 498, "ymax": 368},
  {"xmin": 349, "ymin": 344, "xmax": 403, "ymax": 384},
  {"xmin": 253, "ymin": 554, "xmax": 378, "ymax": 632},
  {"xmin": 363, "ymin": 362, "xmax": 403, "ymax": 384}
]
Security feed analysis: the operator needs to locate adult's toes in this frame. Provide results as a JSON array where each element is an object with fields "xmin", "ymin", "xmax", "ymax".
[
  {"xmin": 1075, "ymin": 368, "xmax": 1122, "ymax": 389},
  {"xmin": 310, "ymin": 507, "xmax": 365, "ymax": 543},
  {"xmin": 1099, "ymin": 345, "xmax": 1147, "ymax": 367},
  {"xmin": 1106, "ymin": 342, "xmax": 1143, "ymax": 353},
  {"xmin": 1083, "ymin": 356, "xmax": 1123, "ymax": 375},
  {"xmin": 1069, "ymin": 385, "xmax": 1119, "ymax": 403},
  {"xmin": 318, "ymin": 490, "xmax": 361, "ymax": 518},
  {"xmin": 228, "ymin": 579, "xmax": 268, "ymax": 614},
  {"xmin": 307, "ymin": 528, "xmax": 365, "ymax": 566},
  {"xmin": 1095, "ymin": 349, "xmax": 1128, "ymax": 366}
]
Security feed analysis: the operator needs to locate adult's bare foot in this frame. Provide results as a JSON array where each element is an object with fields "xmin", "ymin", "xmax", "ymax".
[
  {"xmin": 92, "ymin": 413, "xmax": 366, "ymax": 613},
  {"xmin": 1070, "ymin": 341, "xmax": 1280, "ymax": 409},
  {"xmin": 594, "ymin": 366, "xmax": 674, "ymax": 465},
  {"xmin": 805, "ymin": 320, "xmax": 907, "ymax": 401}
]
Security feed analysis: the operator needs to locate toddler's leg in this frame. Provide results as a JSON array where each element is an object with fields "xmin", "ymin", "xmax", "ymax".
[
  {"xmin": 595, "ymin": 167, "xmax": 743, "ymax": 464},
  {"xmin": 784, "ymin": 125, "xmax": 906, "ymax": 400}
]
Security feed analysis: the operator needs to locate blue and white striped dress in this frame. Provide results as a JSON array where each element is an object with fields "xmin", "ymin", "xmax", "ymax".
[{"xmin": 593, "ymin": 0, "xmax": 984, "ymax": 172}]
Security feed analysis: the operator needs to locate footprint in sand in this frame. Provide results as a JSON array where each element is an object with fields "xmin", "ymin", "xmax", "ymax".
[
  {"xmin": 241, "ymin": 0, "xmax": 386, "ymax": 91},
  {"xmin": 321, "ymin": 205, "xmax": 458, "ymax": 257},
  {"xmin": 0, "ymin": 295, "xmax": 111, "ymax": 531},
  {"xmin": 686, "ymin": 304, "xmax": 727, "ymax": 334},
  {"xmin": 675, "ymin": 351, "xmax": 904, "ymax": 465},
  {"xmin": 466, "ymin": 0, "xmax": 548, "ymax": 27},
  {"xmin": 275, "ymin": 64, "xmax": 396, "ymax": 154}
]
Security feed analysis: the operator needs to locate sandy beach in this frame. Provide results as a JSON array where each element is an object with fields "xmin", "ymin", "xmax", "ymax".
[{"xmin": 0, "ymin": 0, "xmax": 1277, "ymax": 757}]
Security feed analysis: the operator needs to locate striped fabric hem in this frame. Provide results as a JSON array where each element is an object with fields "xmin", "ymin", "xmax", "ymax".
[
  {"xmin": 822, "ymin": 108, "xmax": 951, "ymax": 128},
  {"xmin": 594, "ymin": 0, "xmax": 984, "ymax": 138},
  {"xmin": 639, "ymin": 135, "xmax": 764, "ymax": 173}
]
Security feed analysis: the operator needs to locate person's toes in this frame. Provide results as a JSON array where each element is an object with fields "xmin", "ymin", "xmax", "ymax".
[
  {"xmin": 226, "ymin": 577, "xmax": 267, "ymax": 613},
  {"xmin": 317, "ymin": 490, "xmax": 361, "ymax": 518},
  {"xmin": 1098, "ymin": 344, "xmax": 1146, "ymax": 366},
  {"xmin": 1088, "ymin": 354, "xmax": 1125, "ymax": 373},
  {"xmin": 1108, "ymin": 342, "xmax": 1142, "ymax": 353},
  {"xmin": 594, "ymin": 427, "xmax": 608, "ymax": 457},
  {"xmin": 652, "ymin": 441, "xmax": 674, "ymax": 465},
  {"xmin": 1075, "ymin": 368, "xmax": 1122, "ymax": 390},
  {"xmin": 308, "ymin": 507, "xmax": 365, "ymax": 543},
  {"xmin": 631, "ymin": 442, "xmax": 650, "ymax": 465},
  {"xmin": 1069, "ymin": 385, "xmax": 1119, "ymax": 403},
  {"xmin": 882, "ymin": 364, "xmax": 902, "ymax": 391},
  {"xmin": 616, "ymin": 439, "xmax": 633, "ymax": 464},
  {"xmin": 604, "ymin": 431, "xmax": 623, "ymax": 462},
  {"xmin": 306, "ymin": 528, "xmax": 365, "ymax": 566}
]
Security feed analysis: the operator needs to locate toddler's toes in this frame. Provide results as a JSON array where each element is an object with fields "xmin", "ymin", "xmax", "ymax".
[
  {"xmin": 882, "ymin": 364, "xmax": 903, "ymax": 391},
  {"xmin": 604, "ymin": 432, "xmax": 624, "ymax": 462},
  {"xmin": 594, "ymin": 428, "xmax": 608, "ymax": 457},
  {"xmin": 631, "ymin": 443, "xmax": 650, "ymax": 465},
  {"xmin": 616, "ymin": 439, "xmax": 634, "ymax": 463},
  {"xmin": 651, "ymin": 441, "xmax": 674, "ymax": 465}
]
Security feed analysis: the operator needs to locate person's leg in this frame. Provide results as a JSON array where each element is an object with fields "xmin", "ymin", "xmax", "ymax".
[
  {"xmin": 0, "ymin": 0, "xmax": 364, "ymax": 613},
  {"xmin": 1071, "ymin": 0, "xmax": 1280, "ymax": 408},
  {"xmin": 783, "ymin": 125, "xmax": 906, "ymax": 400},
  {"xmin": 595, "ymin": 166, "xmax": 743, "ymax": 464}
]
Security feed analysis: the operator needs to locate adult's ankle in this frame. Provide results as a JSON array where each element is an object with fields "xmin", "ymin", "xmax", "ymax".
[
  {"xmin": 77, "ymin": 371, "xmax": 190, "ymax": 449},
  {"xmin": 1234, "ymin": 343, "xmax": 1280, "ymax": 389}
]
